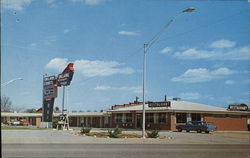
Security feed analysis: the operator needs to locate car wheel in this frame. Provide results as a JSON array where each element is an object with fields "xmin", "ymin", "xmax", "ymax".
[
  {"xmin": 197, "ymin": 130, "xmax": 201, "ymax": 133},
  {"xmin": 178, "ymin": 128, "xmax": 182, "ymax": 132},
  {"xmin": 205, "ymin": 131, "xmax": 209, "ymax": 134},
  {"xmin": 186, "ymin": 130, "xmax": 190, "ymax": 132}
]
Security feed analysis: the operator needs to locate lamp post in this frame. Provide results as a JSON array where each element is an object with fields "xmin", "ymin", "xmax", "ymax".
[
  {"xmin": 142, "ymin": 8, "xmax": 195, "ymax": 138},
  {"xmin": 1, "ymin": 78, "xmax": 23, "ymax": 87}
]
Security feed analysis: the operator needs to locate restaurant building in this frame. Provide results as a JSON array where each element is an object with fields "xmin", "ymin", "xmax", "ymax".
[
  {"xmin": 109, "ymin": 98, "xmax": 250, "ymax": 131},
  {"xmin": 1, "ymin": 98, "xmax": 249, "ymax": 131}
]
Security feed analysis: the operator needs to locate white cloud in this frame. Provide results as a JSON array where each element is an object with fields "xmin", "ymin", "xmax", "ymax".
[
  {"xmin": 174, "ymin": 48, "xmax": 214, "ymax": 59},
  {"xmin": 174, "ymin": 45, "xmax": 250, "ymax": 60},
  {"xmin": 30, "ymin": 43, "xmax": 37, "ymax": 47},
  {"xmin": 1, "ymin": 0, "xmax": 32, "ymax": 11},
  {"xmin": 225, "ymin": 80, "xmax": 234, "ymax": 85},
  {"xmin": 95, "ymin": 85, "xmax": 142, "ymax": 94},
  {"xmin": 75, "ymin": 59, "xmax": 134, "ymax": 77},
  {"xmin": 210, "ymin": 39, "xmax": 235, "ymax": 48},
  {"xmin": 179, "ymin": 92, "xmax": 201, "ymax": 100},
  {"xmin": 46, "ymin": 58, "xmax": 134, "ymax": 77},
  {"xmin": 118, "ymin": 31, "xmax": 139, "ymax": 36},
  {"xmin": 171, "ymin": 67, "xmax": 234, "ymax": 83},
  {"xmin": 70, "ymin": 0, "xmax": 108, "ymax": 5},
  {"xmin": 45, "ymin": 58, "xmax": 68, "ymax": 72},
  {"xmin": 63, "ymin": 29, "xmax": 71, "ymax": 33},
  {"xmin": 160, "ymin": 47, "xmax": 172, "ymax": 54}
]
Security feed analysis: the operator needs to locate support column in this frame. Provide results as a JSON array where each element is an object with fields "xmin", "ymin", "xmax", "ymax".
[
  {"xmin": 154, "ymin": 113, "xmax": 158, "ymax": 124},
  {"xmin": 90, "ymin": 117, "xmax": 93, "ymax": 126},
  {"xmin": 122, "ymin": 113, "xmax": 126, "ymax": 123},
  {"xmin": 201, "ymin": 114, "xmax": 204, "ymax": 121},
  {"xmin": 170, "ymin": 113, "xmax": 176, "ymax": 131},
  {"xmin": 187, "ymin": 113, "xmax": 192, "ymax": 122},
  {"xmin": 76, "ymin": 117, "xmax": 80, "ymax": 127},
  {"xmin": 100, "ymin": 117, "xmax": 103, "ymax": 128},
  {"xmin": 86, "ymin": 117, "xmax": 88, "ymax": 126}
]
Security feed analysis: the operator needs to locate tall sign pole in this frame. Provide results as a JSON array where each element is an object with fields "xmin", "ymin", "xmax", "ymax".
[
  {"xmin": 62, "ymin": 86, "xmax": 65, "ymax": 115},
  {"xmin": 41, "ymin": 63, "xmax": 74, "ymax": 129}
]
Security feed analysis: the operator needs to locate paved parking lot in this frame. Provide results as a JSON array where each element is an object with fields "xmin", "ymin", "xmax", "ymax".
[{"xmin": 2, "ymin": 129, "xmax": 249, "ymax": 144}]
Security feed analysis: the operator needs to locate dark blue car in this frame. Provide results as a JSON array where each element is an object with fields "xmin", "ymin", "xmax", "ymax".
[{"xmin": 176, "ymin": 121, "xmax": 216, "ymax": 133}]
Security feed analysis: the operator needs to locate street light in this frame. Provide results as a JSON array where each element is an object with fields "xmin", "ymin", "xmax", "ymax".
[
  {"xmin": 1, "ymin": 78, "xmax": 23, "ymax": 87},
  {"xmin": 142, "ymin": 8, "xmax": 195, "ymax": 138}
]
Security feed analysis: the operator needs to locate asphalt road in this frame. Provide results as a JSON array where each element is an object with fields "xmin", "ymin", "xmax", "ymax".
[{"xmin": 2, "ymin": 144, "xmax": 249, "ymax": 158}]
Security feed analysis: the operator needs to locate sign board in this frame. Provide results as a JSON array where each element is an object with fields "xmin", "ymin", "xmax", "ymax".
[
  {"xmin": 148, "ymin": 101, "xmax": 171, "ymax": 107},
  {"xmin": 44, "ymin": 85, "xmax": 58, "ymax": 100},
  {"xmin": 227, "ymin": 104, "xmax": 248, "ymax": 111},
  {"xmin": 57, "ymin": 71, "xmax": 74, "ymax": 86},
  {"xmin": 42, "ymin": 63, "xmax": 74, "ymax": 123},
  {"xmin": 43, "ymin": 75, "xmax": 58, "ymax": 100},
  {"xmin": 42, "ymin": 98, "xmax": 55, "ymax": 122}
]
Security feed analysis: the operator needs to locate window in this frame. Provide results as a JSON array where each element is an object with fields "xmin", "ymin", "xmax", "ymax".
[
  {"xmin": 158, "ymin": 113, "xmax": 166, "ymax": 124},
  {"xmin": 191, "ymin": 113, "xmax": 201, "ymax": 121},
  {"xmin": 116, "ymin": 113, "xmax": 122, "ymax": 123},
  {"xmin": 176, "ymin": 113, "xmax": 187, "ymax": 123},
  {"xmin": 146, "ymin": 113, "xmax": 154, "ymax": 123},
  {"xmin": 125, "ymin": 113, "xmax": 132, "ymax": 123}
]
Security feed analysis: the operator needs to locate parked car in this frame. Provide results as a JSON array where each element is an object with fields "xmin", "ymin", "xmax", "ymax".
[
  {"xmin": 20, "ymin": 121, "xmax": 29, "ymax": 126},
  {"xmin": 176, "ymin": 121, "xmax": 216, "ymax": 133},
  {"xmin": 11, "ymin": 120, "xmax": 20, "ymax": 126}
]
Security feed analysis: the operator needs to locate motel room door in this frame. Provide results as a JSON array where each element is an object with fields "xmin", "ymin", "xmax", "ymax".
[{"xmin": 136, "ymin": 113, "xmax": 142, "ymax": 129}]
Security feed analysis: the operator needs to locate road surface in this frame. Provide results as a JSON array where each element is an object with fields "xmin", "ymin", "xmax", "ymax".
[{"xmin": 2, "ymin": 144, "xmax": 249, "ymax": 158}]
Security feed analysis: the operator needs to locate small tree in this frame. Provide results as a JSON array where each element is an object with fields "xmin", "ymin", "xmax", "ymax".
[
  {"xmin": 25, "ymin": 108, "xmax": 37, "ymax": 113},
  {"xmin": 81, "ymin": 126, "xmax": 92, "ymax": 134},
  {"xmin": 108, "ymin": 127, "xmax": 122, "ymax": 138},
  {"xmin": 54, "ymin": 107, "xmax": 60, "ymax": 113},
  {"xmin": 147, "ymin": 130, "xmax": 159, "ymax": 138},
  {"xmin": 1, "ymin": 95, "xmax": 12, "ymax": 112}
]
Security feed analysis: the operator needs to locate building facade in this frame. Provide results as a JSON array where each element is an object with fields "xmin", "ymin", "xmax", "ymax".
[
  {"xmin": 1, "ymin": 99, "xmax": 249, "ymax": 131},
  {"xmin": 109, "ymin": 99, "xmax": 250, "ymax": 131}
]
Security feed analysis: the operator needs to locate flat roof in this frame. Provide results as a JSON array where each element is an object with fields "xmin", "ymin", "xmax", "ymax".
[
  {"xmin": 109, "ymin": 100, "xmax": 250, "ymax": 115},
  {"xmin": 1, "ymin": 112, "xmax": 107, "ymax": 117}
]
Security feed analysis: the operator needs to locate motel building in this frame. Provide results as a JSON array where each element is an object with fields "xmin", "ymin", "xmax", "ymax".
[
  {"xmin": 109, "ymin": 98, "xmax": 250, "ymax": 131},
  {"xmin": 1, "ymin": 98, "xmax": 250, "ymax": 131}
]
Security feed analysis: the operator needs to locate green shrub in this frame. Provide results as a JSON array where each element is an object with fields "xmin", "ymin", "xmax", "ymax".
[
  {"xmin": 146, "ymin": 130, "xmax": 159, "ymax": 138},
  {"xmin": 81, "ymin": 126, "xmax": 92, "ymax": 134},
  {"xmin": 108, "ymin": 127, "xmax": 122, "ymax": 138}
]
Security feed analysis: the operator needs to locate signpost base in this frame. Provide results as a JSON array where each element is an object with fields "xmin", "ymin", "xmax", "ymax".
[
  {"xmin": 39, "ymin": 122, "xmax": 53, "ymax": 128},
  {"xmin": 56, "ymin": 114, "xmax": 69, "ymax": 130}
]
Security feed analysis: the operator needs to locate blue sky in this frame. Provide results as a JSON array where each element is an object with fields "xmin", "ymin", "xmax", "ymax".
[{"xmin": 1, "ymin": 0, "xmax": 250, "ymax": 112}]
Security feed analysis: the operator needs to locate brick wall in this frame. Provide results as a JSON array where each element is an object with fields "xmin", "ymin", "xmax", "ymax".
[
  {"xmin": 204, "ymin": 115, "xmax": 248, "ymax": 131},
  {"xmin": 170, "ymin": 113, "xmax": 176, "ymax": 131}
]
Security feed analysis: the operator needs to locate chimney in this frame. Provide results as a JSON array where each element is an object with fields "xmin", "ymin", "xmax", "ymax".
[
  {"xmin": 135, "ymin": 96, "xmax": 139, "ymax": 103},
  {"xmin": 164, "ymin": 95, "xmax": 167, "ymax": 101}
]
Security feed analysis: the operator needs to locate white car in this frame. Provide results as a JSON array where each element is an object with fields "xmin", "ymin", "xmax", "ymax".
[{"xmin": 11, "ymin": 120, "xmax": 20, "ymax": 126}]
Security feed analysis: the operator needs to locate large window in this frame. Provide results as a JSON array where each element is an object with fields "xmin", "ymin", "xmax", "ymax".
[
  {"xmin": 158, "ymin": 113, "xmax": 166, "ymax": 124},
  {"xmin": 176, "ymin": 113, "xmax": 187, "ymax": 123},
  {"xmin": 191, "ymin": 113, "xmax": 201, "ymax": 121},
  {"xmin": 125, "ymin": 113, "xmax": 133, "ymax": 123},
  {"xmin": 146, "ymin": 113, "xmax": 154, "ymax": 123},
  {"xmin": 116, "ymin": 113, "xmax": 122, "ymax": 123}
]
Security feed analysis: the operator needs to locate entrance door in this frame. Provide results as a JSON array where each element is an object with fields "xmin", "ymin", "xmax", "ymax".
[{"xmin": 136, "ymin": 114, "xmax": 142, "ymax": 129}]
